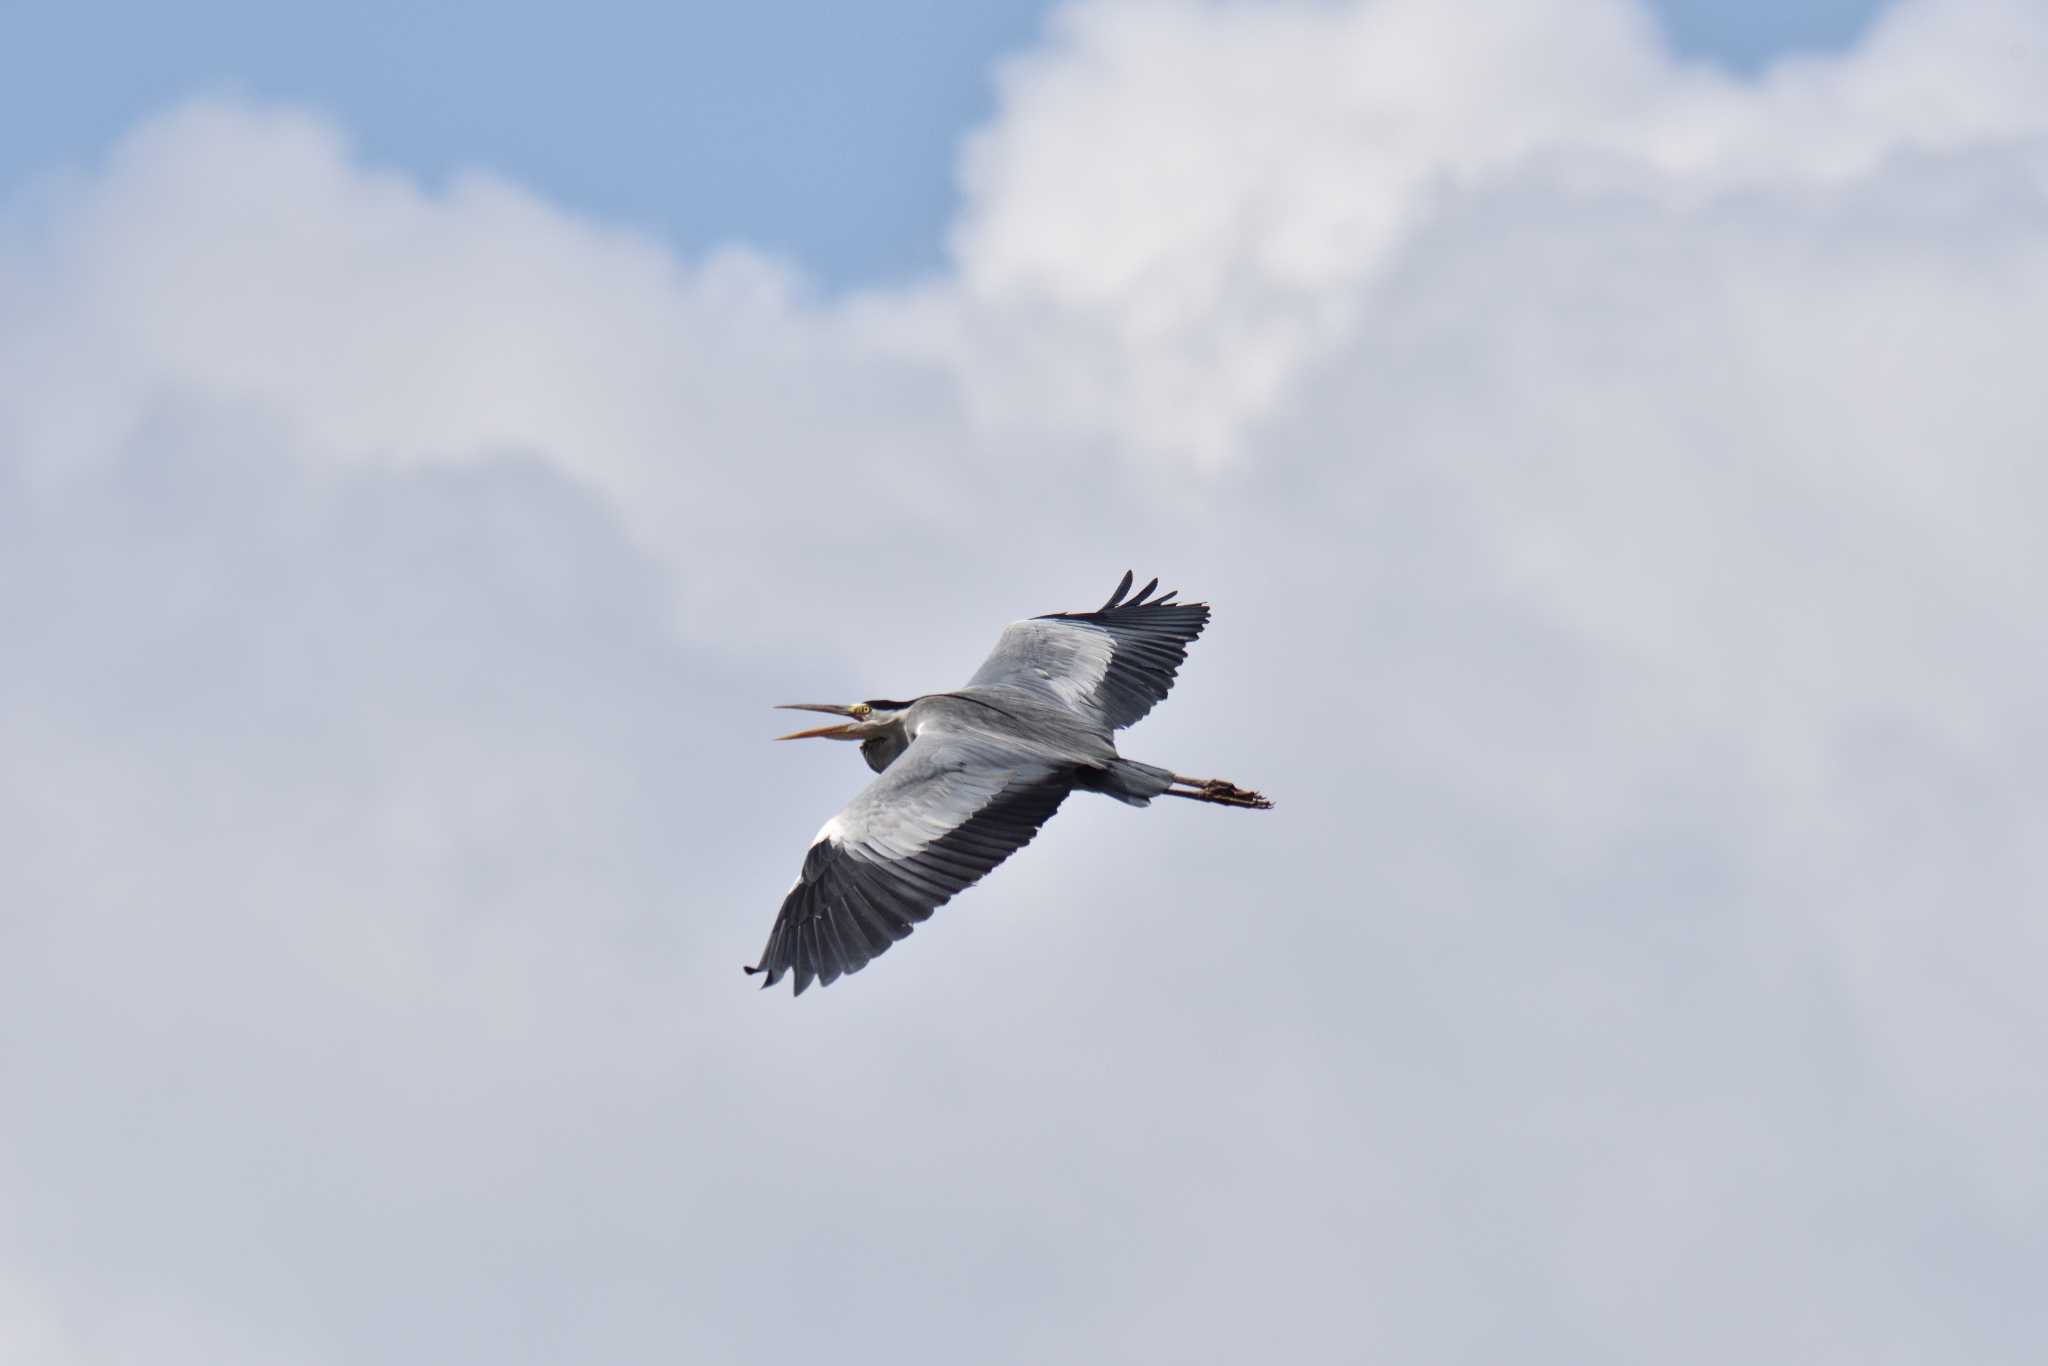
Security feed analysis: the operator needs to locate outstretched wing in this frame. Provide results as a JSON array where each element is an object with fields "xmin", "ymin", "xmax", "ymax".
[
  {"xmin": 748, "ymin": 729, "xmax": 1072, "ymax": 995},
  {"xmin": 966, "ymin": 570, "xmax": 1210, "ymax": 732}
]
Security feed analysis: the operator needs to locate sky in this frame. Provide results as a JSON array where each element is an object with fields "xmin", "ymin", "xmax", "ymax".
[
  {"xmin": 3, "ymin": 0, "xmax": 1887, "ymax": 285},
  {"xmin": 4, "ymin": 1, "xmax": 2046, "ymax": 1362}
]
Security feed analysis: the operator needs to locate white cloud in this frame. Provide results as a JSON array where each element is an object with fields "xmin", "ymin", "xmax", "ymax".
[
  {"xmin": 5, "ymin": 2, "xmax": 2047, "ymax": 1361},
  {"xmin": 904, "ymin": 0, "xmax": 2048, "ymax": 465}
]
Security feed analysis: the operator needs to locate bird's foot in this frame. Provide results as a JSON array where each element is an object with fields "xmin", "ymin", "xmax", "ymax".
[{"xmin": 1166, "ymin": 776, "xmax": 1274, "ymax": 810}]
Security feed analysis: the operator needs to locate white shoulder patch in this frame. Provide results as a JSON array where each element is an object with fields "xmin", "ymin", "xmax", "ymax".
[{"xmin": 814, "ymin": 815, "xmax": 848, "ymax": 846}]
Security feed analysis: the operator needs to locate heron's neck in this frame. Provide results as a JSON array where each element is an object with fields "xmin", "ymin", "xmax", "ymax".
[{"xmin": 858, "ymin": 711, "xmax": 915, "ymax": 773}]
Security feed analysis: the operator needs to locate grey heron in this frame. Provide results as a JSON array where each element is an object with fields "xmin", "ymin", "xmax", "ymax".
[{"xmin": 748, "ymin": 570, "xmax": 1271, "ymax": 994}]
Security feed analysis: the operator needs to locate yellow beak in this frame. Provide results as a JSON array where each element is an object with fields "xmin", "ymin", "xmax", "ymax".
[{"xmin": 774, "ymin": 703, "xmax": 862, "ymax": 741}]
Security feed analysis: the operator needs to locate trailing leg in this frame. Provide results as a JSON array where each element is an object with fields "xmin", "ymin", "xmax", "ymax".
[{"xmin": 1163, "ymin": 775, "xmax": 1274, "ymax": 810}]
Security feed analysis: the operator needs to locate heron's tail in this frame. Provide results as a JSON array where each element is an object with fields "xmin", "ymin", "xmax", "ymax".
[{"xmin": 1086, "ymin": 759, "xmax": 1177, "ymax": 807}]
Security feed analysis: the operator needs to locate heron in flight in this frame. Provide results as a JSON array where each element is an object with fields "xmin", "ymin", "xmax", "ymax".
[{"xmin": 748, "ymin": 570, "xmax": 1271, "ymax": 995}]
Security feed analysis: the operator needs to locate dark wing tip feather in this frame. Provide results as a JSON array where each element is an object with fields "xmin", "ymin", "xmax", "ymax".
[
  {"xmin": 1047, "ymin": 574, "xmax": 1213, "ymax": 631},
  {"xmin": 1102, "ymin": 569, "xmax": 1136, "ymax": 611},
  {"xmin": 1065, "ymin": 571, "xmax": 1209, "ymax": 623}
]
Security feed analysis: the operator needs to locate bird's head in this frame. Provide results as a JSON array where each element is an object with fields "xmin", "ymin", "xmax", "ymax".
[{"xmin": 774, "ymin": 700, "xmax": 914, "ymax": 741}]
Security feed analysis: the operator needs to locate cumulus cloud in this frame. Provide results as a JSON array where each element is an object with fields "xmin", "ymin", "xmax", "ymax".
[{"xmin": 4, "ymin": 1, "xmax": 2046, "ymax": 1361}]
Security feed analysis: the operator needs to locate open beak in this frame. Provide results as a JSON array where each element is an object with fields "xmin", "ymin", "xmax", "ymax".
[{"xmin": 774, "ymin": 703, "xmax": 861, "ymax": 741}]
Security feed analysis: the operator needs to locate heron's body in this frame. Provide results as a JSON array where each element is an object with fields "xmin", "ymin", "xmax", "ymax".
[
  {"xmin": 853, "ymin": 691, "xmax": 1110, "ymax": 776},
  {"xmin": 750, "ymin": 572, "xmax": 1270, "ymax": 995}
]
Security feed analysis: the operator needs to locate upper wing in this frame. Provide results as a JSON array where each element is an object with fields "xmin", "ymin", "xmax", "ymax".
[
  {"xmin": 747, "ymin": 728, "xmax": 1073, "ymax": 995},
  {"xmin": 965, "ymin": 570, "xmax": 1211, "ymax": 731}
]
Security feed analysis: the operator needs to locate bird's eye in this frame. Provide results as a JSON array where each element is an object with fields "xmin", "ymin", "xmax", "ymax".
[{"xmin": 853, "ymin": 704, "xmax": 872, "ymax": 717}]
